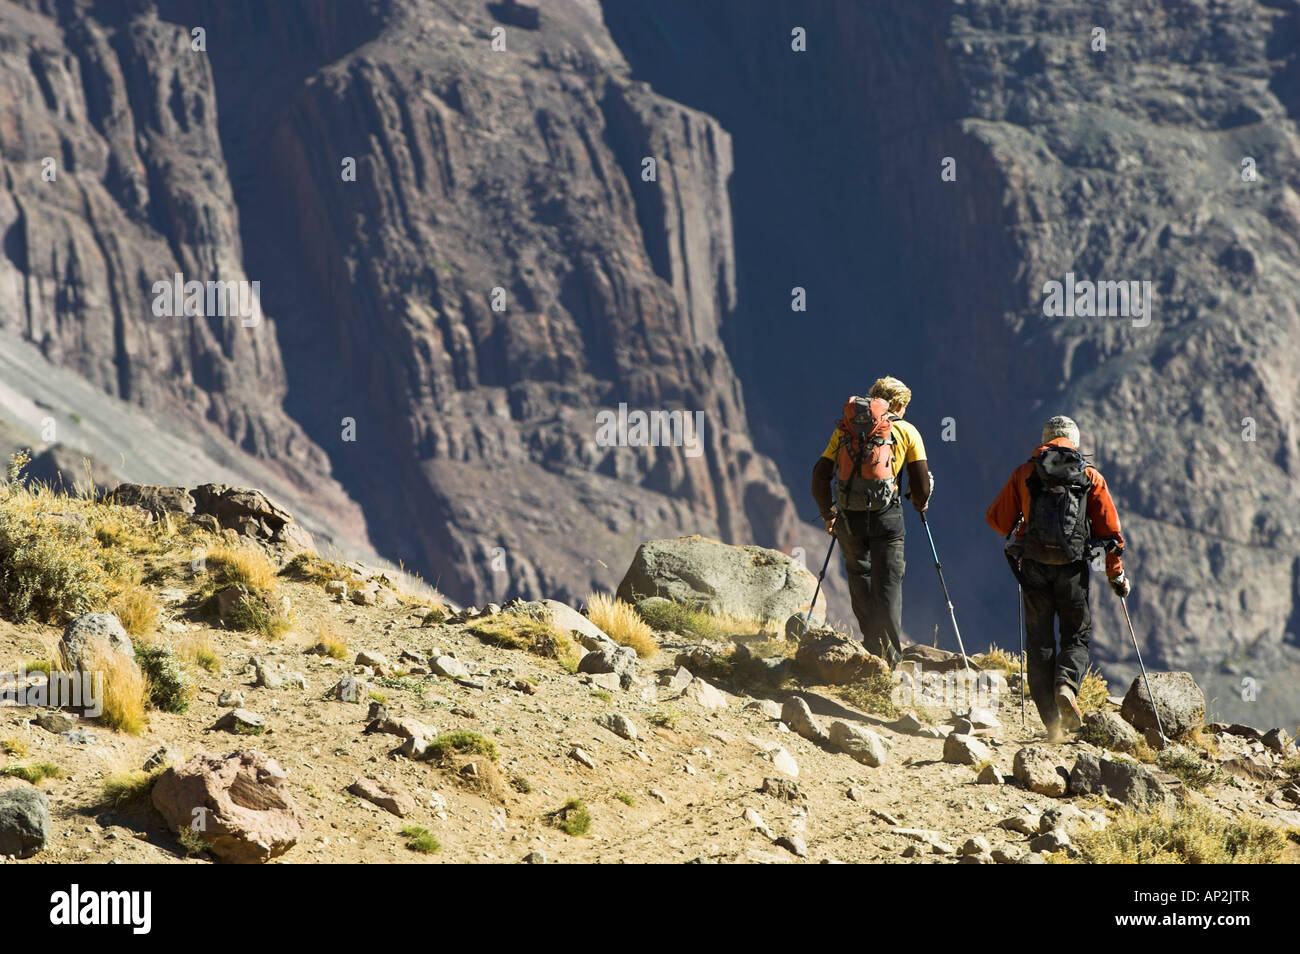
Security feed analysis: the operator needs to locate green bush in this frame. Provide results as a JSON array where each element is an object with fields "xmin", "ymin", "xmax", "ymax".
[{"xmin": 133, "ymin": 641, "xmax": 194, "ymax": 714}]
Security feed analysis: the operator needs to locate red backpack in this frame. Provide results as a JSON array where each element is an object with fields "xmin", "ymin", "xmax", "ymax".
[{"xmin": 835, "ymin": 396, "xmax": 897, "ymax": 511}]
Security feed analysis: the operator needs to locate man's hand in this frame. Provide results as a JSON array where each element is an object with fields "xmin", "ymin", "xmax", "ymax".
[
  {"xmin": 822, "ymin": 512, "xmax": 837, "ymax": 535},
  {"xmin": 1109, "ymin": 573, "xmax": 1131, "ymax": 598}
]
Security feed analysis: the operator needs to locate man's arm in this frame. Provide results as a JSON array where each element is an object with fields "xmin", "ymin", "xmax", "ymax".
[
  {"xmin": 986, "ymin": 470, "xmax": 1023, "ymax": 536},
  {"xmin": 1086, "ymin": 469, "xmax": 1126, "ymax": 579},
  {"xmin": 812, "ymin": 457, "xmax": 835, "ymax": 531},
  {"xmin": 906, "ymin": 459, "xmax": 931, "ymax": 511}
]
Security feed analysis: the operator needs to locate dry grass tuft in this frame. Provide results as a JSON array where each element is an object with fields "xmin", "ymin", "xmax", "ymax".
[
  {"xmin": 467, "ymin": 614, "xmax": 581, "ymax": 671},
  {"xmin": 91, "ymin": 648, "xmax": 148, "ymax": 735},
  {"xmin": 1076, "ymin": 666, "xmax": 1109, "ymax": 713},
  {"xmin": 205, "ymin": 545, "xmax": 278, "ymax": 593},
  {"xmin": 109, "ymin": 584, "xmax": 160, "ymax": 637},
  {"xmin": 974, "ymin": 644, "xmax": 1020, "ymax": 674},
  {"xmin": 1073, "ymin": 806, "xmax": 1288, "ymax": 864},
  {"xmin": 584, "ymin": 593, "xmax": 657, "ymax": 658},
  {"xmin": 178, "ymin": 635, "xmax": 221, "ymax": 674}
]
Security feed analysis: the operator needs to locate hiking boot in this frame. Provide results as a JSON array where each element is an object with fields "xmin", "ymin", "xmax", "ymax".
[{"xmin": 1055, "ymin": 683, "xmax": 1083, "ymax": 732}]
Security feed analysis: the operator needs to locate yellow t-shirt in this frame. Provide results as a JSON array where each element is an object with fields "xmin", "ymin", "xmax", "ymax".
[{"xmin": 820, "ymin": 418, "xmax": 926, "ymax": 478}]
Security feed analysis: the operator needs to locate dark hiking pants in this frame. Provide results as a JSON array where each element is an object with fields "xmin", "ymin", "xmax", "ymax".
[
  {"xmin": 834, "ymin": 501, "xmax": 905, "ymax": 667},
  {"xmin": 1020, "ymin": 558, "xmax": 1091, "ymax": 727}
]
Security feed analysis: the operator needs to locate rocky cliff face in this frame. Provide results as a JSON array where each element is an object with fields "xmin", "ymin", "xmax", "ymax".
[
  {"xmin": 0, "ymin": 1, "xmax": 805, "ymax": 610},
  {"xmin": 605, "ymin": 0, "xmax": 1300, "ymax": 724}
]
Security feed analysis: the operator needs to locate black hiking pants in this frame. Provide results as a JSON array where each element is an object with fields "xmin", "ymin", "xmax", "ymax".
[
  {"xmin": 834, "ymin": 501, "xmax": 905, "ymax": 667},
  {"xmin": 1020, "ymin": 558, "xmax": 1091, "ymax": 727}
]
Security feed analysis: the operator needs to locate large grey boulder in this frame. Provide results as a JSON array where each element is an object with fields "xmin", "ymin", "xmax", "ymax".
[
  {"xmin": 1121, "ymin": 672, "xmax": 1205, "ymax": 741},
  {"xmin": 1069, "ymin": 752, "xmax": 1179, "ymax": 811},
  {"xmin": 0, "ymin": 788, "xmax": 50, "ymax": 859},
  {"xmin": 616, "ymin": 536, "xmax": 822, "ymax": 625},
  {"xmin": 58, "ymin": 613, "xmax": 135, "ymax": 671}
]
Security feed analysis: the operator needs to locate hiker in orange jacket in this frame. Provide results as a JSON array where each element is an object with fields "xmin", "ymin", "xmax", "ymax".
[{"xmin": 987, "ymin": 416, "xmax": 1127, "ymax": 741}]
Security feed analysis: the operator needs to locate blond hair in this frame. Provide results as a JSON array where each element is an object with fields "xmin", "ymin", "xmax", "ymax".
[{"xmin": 869, "ymin": 376, "xmax": 912, "ymax": 416}]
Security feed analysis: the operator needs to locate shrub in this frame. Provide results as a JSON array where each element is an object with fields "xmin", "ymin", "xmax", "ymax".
[
  {"xmin": 1076, "ymin": 667, "xmax": 1109, "ymax": 713},
  {"xmin": 427, "ymin": 730, "xmax": 498, "ymax": 762},
  {"xmin": 974, "ymin": 644, "xmax": 1020, "ymax": 674},
  {"xmin": 1157, "ymin": 746, "xmax": 1220, "ymax": 790},
  {"xmin": 467, "ymin": 616, "xmax": 580, "ymax": 671},
  {"xmin": 0, "ymin": 737, "xmax": 30, "ymax": 757},
  {"xmin": 1, "ymin": 761, "xmax": 63, "ymax": 784},
  {"xmin": 229, "ymin": 593, "xmax": 293, "ymax": 640},
  {"xmin": 585, "ymin": 593, "xmax": 657, "ymax": 658},
  {"xmin": 133, "ymin": 641, "xmax": 193, "ymax": 714},
  {"xmin": 648, "ymin": 707, "xmax": 681, "ymax": 730},
  {"xmin": 109, "ymin": 585, "xmax": 159, "ymax": 637},
  {"xmin": 205, "ymin": 545, "xmax": 278, "ymax": 593},
  {"xmin": 552, "ymin": 798, "xmax": 592, "ymax": 836},
  {"xmin": 632, "ymin": 597, "xmax": 721, "ymax": 640},
  {"xmin": 178, "ymin": 636, "xmax": 220, "ymax": 674},
  {"xmin": 1073, "ymin": 806, "xmax": 1287, "ymax": 864},
  {"xmin": 102, "ymin": 768, "xmax": 164, "ymax": 810},
  {"xmin": 401, "ymin": 825, "xmax": 440, "ymax": 854},
  {"xmin": 837, "ymin": 674, "xmax": 901, "ymax": 719},
  {"xmin": 614, "ymin": 792, "xmax": 635, "ymax": 806}
]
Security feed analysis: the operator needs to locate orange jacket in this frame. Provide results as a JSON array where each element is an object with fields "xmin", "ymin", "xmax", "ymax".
[{"xmin": 986, "ymin": 437, "xmax": 1125, "ymax": 578}]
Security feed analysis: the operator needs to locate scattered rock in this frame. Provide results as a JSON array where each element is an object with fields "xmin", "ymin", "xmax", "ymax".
[
  {"xmin": 0, "ymin": 788, "xmax": 49, "ymax": 859},
  {"xmin": 327, "ymin": 677, "xmax": 371, "ymax": 703},
  {"xmin": 211, "ymin": 709, "xmax": 267, "ymax": 734},
  {"xmin": 991, "ymin": 848, "xmax": 1019, "ymax": 864},
  {"xmin": 795, "ymin": 628, "xmax": 889, "ymax": 684},
  {"xmin": 1013, "ymin": 746, "xmax": 1069, "ymax": 797},
  {"xmin": 1120, "ymin": 671, "xmax": 1205, "ymax": 742},
  {"xmin": 578, "ymin": 646, "xmax": 638, "ymax": 687},
  {"xmin": 522, "ymin": 850, "xmax": 546, "ymax": 864},
  {"xmin": 254, "ymin": 666, "xmax": 304, "ymax": 690},
  {"xmin": 682, "ymin": 677, "xmax": 728, "ymax": 711},
  {"xmin": 542, "ymin": 600, "xmax": 614, "ymax": 651},
  {"xmin": 998, "ymin": 814, "xmax": 1039, "ymax": 835},
  {"xmin": 966, "ymin": 706, "xmax": 1001, "ymax": 730},
  {"xmin": 36, "ymin": 711, "xmax": 76, "ymax": 734},
  {"xmin": 569, "ymin": 747, "xmax": 596, "ymax": 769},
  {"xmin": 900, "ymin": 644, "xmax": 967, "ymax": 673},
  {"xmin": 781, "ymin": 696, "xmax": 827, "ymax": 744},
  {"xmin": 58, "ymin": 613, "xmax": 134, "ymax": 671},
  {"xmin": 944, "ymin": 733, "xmax": 992, "ymax": 766},
  {"xmin": 348, "ymin": 777, "xmax": 417, "ymax": 817},
  {"xmin": 355, "ymin": 651, "xmax": 390, "ymax": 669},
  {"xmin": 743, "ymin": 698, "xmax": 783, "ymax": 720},
  {"xmin": 324, "ymin": 580, "xmax": 347, "ymax": 597},
  {"xmin": 597, "ymin": 712, "xmax": 638, "ymax": 741},
  {"xmin": 658, "ymin": 666, "xmax": 694, "ymax": 692},
  {"xmin": 958, "ymin": 835, "xmax": 991, "ymax": 856},
  {"xmin": 61, "ymin": 728, "xmax": 96, "ymax": 745},
  {"xmin": 958, "ymin": 851, "xmax": 994, "ymax": 864},
  {"xmin": 977, "ymin": 763, "xmax": 1004, "ymax": 785},
  {"xmin": 829, "ymin": 720, "xmax": 889, "ymax": 767},
  {"xmin": 775, "ymin": 834, "xmax": 808, "ymax": 858},
  {"xmin": 151, "ymin": 750, "xmax": 303, "ymax": 863},
  {"xmin": 951, "ymin": 718, "xmax": 975, "ymax": 736},
  {"xmin": 217, "ymin": 689, "xmax": 245, "ymax": 707},
  {"xmin": 616, "ymin": 535, "xmax": 821, "ymax": 622},
  {"xmin": 760, "ymin": 777, "xmax": 805, "ymax": 802},
  {"xmin": 1221, "ymin": 754, "xmax": 1275, "ymax": 781},
  {"xmin": 365, "ymin": 717, "xmax": 434, "ymax": 742},
  {"xmin": 1069, "ymin": 751, "xmax": 1179, "ymax": 811},
  {"xmin": 431, "ymin": 655, "xmax": 469, "ymax": 679},
  {"xmin": 587, "ymin": 672, "xmax": 623, "ymax": 693},
  {"xmin": 1262, "ymin": 728, "xmax": 1293, "ymax": 755},
  {"xmin": 1082, "ymin": 709, "xmax": 1142, "ymax": 753},
  {"xmin": 1028, "ymin": 829, "xmax": 1071, "ymax": 853},
  {"xmin": 143, "ymin": 746, "xmax": 182, "ymax": 771}
]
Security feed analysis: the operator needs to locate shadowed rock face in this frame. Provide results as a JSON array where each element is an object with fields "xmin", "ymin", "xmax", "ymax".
[
  {"xmin": 605, "ymin": 0, "xmax": 1300, "ymax": 726},
  {"xmin": 0, "ymin": 0, "xmax": 803, "ymax": 610}
]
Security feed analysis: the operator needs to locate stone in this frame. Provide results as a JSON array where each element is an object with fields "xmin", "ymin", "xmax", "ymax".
[
  {"xmin": 743, "ymin": 698, "xmax": 783, "ymax": 720},
  {"xmin": 829, "ymin": 720, "xmax": 889, "ymax": 767},
  {"xmin": 522, "ymin": 850, "xmax": 547, "ymax": 864},
  {"xmin": 578, "ymin": 645, "xmax": 638, "ymax": 687},
  {"xmin": 152, "ymin": 750, "xmax": 304, "ymax": 863},
  {"xmin": 542, "ymin": 599, "xmax": 614, "ymax": 651},
  {"xmin": 900, "ymin": 644, "xmax": 967, "ymax": 673},
  {"xmin": 57, "ymin": 613, "xmax": 134, "ymax": 671},
  {"xmin": 944, "ymin": 733, "xmax": 992, "ymax": 766},
  {"xmin": 215, "ymin": 586, "xmax": 249, "ymax": 620},
  {"xmin": 991, "ymin": 848, "xmax": 1018, "ymax": 864},
  {"xmin": 355, "ymin": 650, "xmax": 390, "ymax": 669},
  {"xmin": 365, "ymin": 717, "xmax": 434, "ymax": 741},
  {"xmin": 658, "ymin": 666, "xmax": 694, "ymax": 692},
  {"xmin": 211, "ymin": 708, "xmax": 267, "ymax": 734},
  {"xmin": 1221, "ymin": 754, "xmax": 1275, "ymax": 781},
  {"xmin": 765, "ymin": 745, "xmax": 799, "ymax": 777},
  {"xmin": 1120, "ymin": 671, "xmax": 1205, "ymax": 741},
  {"xmin": 958, "ymin": 851, "xmax": 994, "ymax": 864},
  {"xmin": 682, "ymin": 677, "xmax": 727, "ymax": 711},
  {"xmin": 743, "ymin": 807, "xmax": 773, "ymax": 838},
  {"xmin": 1039, "ymin": 804, "xmax": 1087, "ymax": 834},
  {"xmin": 1013, "ymin": 746, "xmax": 1069, "ymax": 797},
  {"xmin": 327, "ymin": 676, "xmax": 371, "ymax": 703},
  {"xmin": 36, "ymin": 711, "xmax": 76, "ymax": 734},
  {"xmin": 0, "ymin": 787, "xmax": 50, "ymax": 858},
  {"xmin": 431, "ymin": 655, "xmax": 469, "ymax": 679},
  {"xmin": 616, "ymin": 535, "xmax": 822, "ymax": 623},
  {"xmin": 143, "ymin": 746, "xmax": 182, "ymax": 771},
  {"xmin": 597, "ymin": 712, "xmax": 638, "ymax": 741},
  {"xmin": 61, "ymin": 729, "xmax": 96, "ymax": 745},
  {"xmin": 952, "ymin": 718, "xmax": 975, "ymax": 736},
  {"xmin": 998, "ymin": 814, "xmax": 1039, "ymax": 835},
  {"xmin": 1081, "ymin": 709, "xmax": 1142, "ymax": 753},
  {"xmin": 588, "ymin": 672, "xmax": 622, "ymax": 693},
  {"xmin": 781, "ymin": 696, "xmax": 827, "ymax": 744},
  {"xmin": 760, "ymin": 777, "xmax": 805, "ymax": 801},
  {"xmin": 977, "ymin": 763, "xmax": 1004, "ymax": 785},
  {"xmin": 348, "ymin": 777, "xmax": 417, "ymax": 817},
  {"xmin": 1068, "ymin": 751, "xmax": 1104, "ymax": 796},
  {"xmin": 958, "ymin": 835, "xmax": 991, "ymax": 856},
  {"xmin": 1028, "ymin": 829, "xmax": 1071, "ymax": 853},
  {"xmin": 775, "ymin": 834, "xmax": 808, "ymax": 857},
  {"xmin": 570, "ymin": 747, "xmax": 596, "ymax": 769},
  {"xmin": 892, "ymin": 711, "xmax": 926, "ymax": 735},
  {"xmin": 1262, "ymin": 728, "xmax": 1293, "ymax": 755},
  {"xmin": 217, "ymin": 689, "xmax": 245, "ymax": 707},
  {"xmin": 325, "ymin": 580, "xmax": 348, "ymax": 597},
  {"xmin": 795, "ymin": 628, "xmax": 890, "ymax": 684},
  {"xmin": 967, "ymin": 706, "xmax": 1001, "ymax": 730},
  {"xmin": 254, "ymin": 666, "xmax": 305, "ymax": 690}
]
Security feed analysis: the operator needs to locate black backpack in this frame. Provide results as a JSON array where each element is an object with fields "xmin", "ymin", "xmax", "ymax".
[{"xmin": 1020, "ymin": 446, "xmax": 1091, "ymax": 564}]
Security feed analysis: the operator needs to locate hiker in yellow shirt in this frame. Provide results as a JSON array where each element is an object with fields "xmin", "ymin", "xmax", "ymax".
[{"xmin": 810, "ymin": 377, "xmax": 931, "ymax": 667}]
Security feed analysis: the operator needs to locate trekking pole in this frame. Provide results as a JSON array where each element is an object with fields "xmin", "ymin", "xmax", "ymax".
[
  {"xmin": 1017, "ymin": 583, "xmax": 1026, "ymax": 727},
  {"xmin": 918, "ymin": 513, "xmax": 971, "ymax": 672},
  {"xmin": 1120, "ymin": 595, "xmax": 1167, "ymax": 745},
  {"xmin": 808, "ymin": 516, "xmax": 838, "ymax": 622}
]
